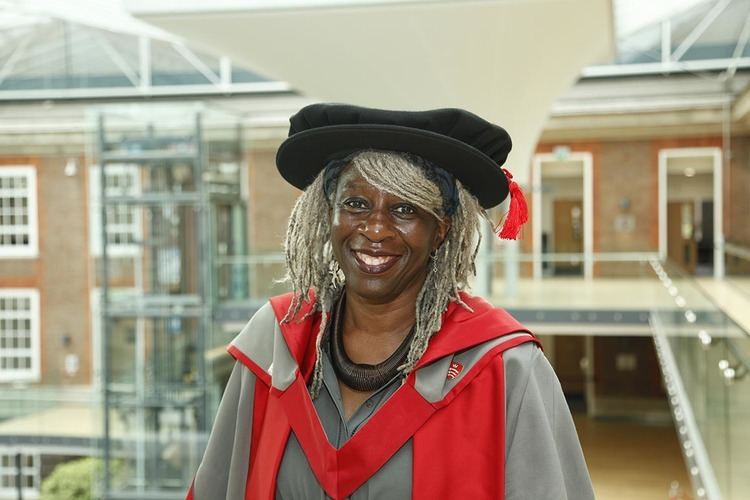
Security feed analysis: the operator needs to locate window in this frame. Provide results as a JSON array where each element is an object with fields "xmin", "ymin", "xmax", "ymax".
[
  {"xmin": 89, "ymin": 164, "xmax": 142, "ymax": 257},
  {"xmin": 0, "ymin": 166, "xmax": 38, "ymax": 258},
  {"xmin": 0, "ymin": 289, "xmax": 40, "ymax": 382},
  {"xmin": 0, "ymin": 452, "xmax": 40, "ymax": 497}
]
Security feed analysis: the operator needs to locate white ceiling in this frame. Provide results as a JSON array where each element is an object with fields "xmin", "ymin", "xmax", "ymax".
[{"xmin": 127, "ymin": 0, "xmax": 614, "ymax": 183}]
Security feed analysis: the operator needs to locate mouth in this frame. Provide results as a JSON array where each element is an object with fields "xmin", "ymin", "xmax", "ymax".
[{"xmin": 351, "ymin": 250, "xmax": 401, "ymax": 274}]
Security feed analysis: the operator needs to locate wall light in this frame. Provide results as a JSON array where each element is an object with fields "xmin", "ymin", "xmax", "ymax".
[{"xmin": 64, "ymin": 158, "xmax": 78, "ymax": 177}]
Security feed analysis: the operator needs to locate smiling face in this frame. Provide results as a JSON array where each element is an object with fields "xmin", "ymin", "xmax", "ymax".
[{"xmin": 330, "ymin": 166, "xmax": 449, "ymax": 305}]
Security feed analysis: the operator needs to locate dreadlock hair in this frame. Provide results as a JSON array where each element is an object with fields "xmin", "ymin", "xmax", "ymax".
[{"xmin": 281, "ymin": 150, "xmax": 487, "ymax": 398}]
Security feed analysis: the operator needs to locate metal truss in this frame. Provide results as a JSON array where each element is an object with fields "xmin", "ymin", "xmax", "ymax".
[
  {"xmin": 586, "ymin": 0, "xmax": 750, "ymax": 79},
  {"xmin": 0, "ymin": 3, "xmax": 291, "ymax": 101}
]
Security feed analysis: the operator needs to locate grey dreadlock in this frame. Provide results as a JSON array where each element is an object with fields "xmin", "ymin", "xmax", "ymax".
[{"xmin": 281, "ymin": 150, "xmax": 487, "ymax": 398}]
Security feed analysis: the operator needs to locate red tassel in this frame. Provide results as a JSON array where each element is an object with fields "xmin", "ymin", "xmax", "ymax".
[{"xmin": 497, "ymin": 168, "xmax": 528, "ymax": 240}]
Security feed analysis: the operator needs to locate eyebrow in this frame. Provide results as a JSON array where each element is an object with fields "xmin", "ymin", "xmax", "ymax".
[{"xmin": 338, "ymin": 181, "xmax": 376, "ymax": 192}]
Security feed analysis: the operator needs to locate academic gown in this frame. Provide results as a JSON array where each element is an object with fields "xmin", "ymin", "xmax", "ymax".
[{"xmin": 187, "ymin": 292, "xmax": 595, "ymax": 500}]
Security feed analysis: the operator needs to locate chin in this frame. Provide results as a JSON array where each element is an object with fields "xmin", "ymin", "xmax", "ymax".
[
  {"xmin": 345, "ymin": 278, "xmax": 398, "ymax": 302},
  {"xmin": 343, "ymin": 271, "xmax": 426, "ymax": 305}
]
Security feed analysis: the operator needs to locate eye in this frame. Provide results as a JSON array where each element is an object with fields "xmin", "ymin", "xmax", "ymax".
[
  {"xmin": 341, "ymin": 198, "xmax": 368, "ymax": 210},
  {"xmin": 393, "ymin": 204, "xmax": 417, "ymax": 216}
]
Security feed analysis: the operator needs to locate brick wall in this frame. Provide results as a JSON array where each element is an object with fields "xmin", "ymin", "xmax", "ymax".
[
  {"xmin": 0, "ymin": 155, "xmax": 91, "ymax": 386},
  {"xmin": 246, "ymin": 146, "xmax": 300, "ymax": 298},
  {"xmin": 37, "ymin": 155, "xmax": 91, "ymax": 385},
  {"xmin": 246, "ymin": 146, "xmax": 300, "ymax": 253},
  {"xmin": 728, "ymin": 137, "xmax": 750, "ymax": 246},
  {"xmin": 596, "ymin": 141, "xmax": 656, "ymax": 276},
  {"xmin": 727, "ymin": 137, "xmax": 750, "ymax": 274}
]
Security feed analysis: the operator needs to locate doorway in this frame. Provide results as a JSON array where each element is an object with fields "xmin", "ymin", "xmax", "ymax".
[
  {"xmin": 554, "ymin": 335, "xmax": 587, "ymax": 412},
  {"xmin": 532, "ymin": 152, "xmax": 593, "ymax": 279},
  {"xmin": 658, "ymin": 148, "xmax": 723, "ymax": 277},
  {"xmin": 667, "ymin": 201, "xmax": 697, "ymax": 274},
  {"xmin": 553, "ymin": 199, "xmax": 584, "ymax": 275}
]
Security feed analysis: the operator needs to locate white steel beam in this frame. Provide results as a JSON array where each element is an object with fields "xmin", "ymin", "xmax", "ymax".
[
  {"xmin": 713, "ymin": 147, "xmax": 724, "ymax": 278},
  {"xmin": 726, "ymin": 11, "xmax": 750, "ymax": 79},
  {"xmin": 583, "ymin": 152, "xmax": 594, "ymax": 280},
  {"xmin": 220, "ymin": 56, "xmax": 232, "ymax": 89},
  {"xmin": 0, "ymin": 80, "xmax": 291, "ymax": 101},
  {"xmin": 172, "ymin": 43, "xmax": 221, "ymax": 86},
  {"xmin": 661, "ymin": 19, "xmax": 671, "ymax": 65},
  {"xmin": 96, "ymin": 32, "xmax": 140, "ymax": 87},
  {"xmin": 532, "ymin": 154, "xmax": 543, "ymax": 280},
  {"xmin": 138, "ymin": 36, "xmax": 151, "ymax": 91},
  {"xmin": 658, "ymin": 151, "xmax": 667, "ymax": 262},
  {"xmin": 582, "ymin": 57, "xmax": 750, "ymax": 77},
  {"xmin": 0, "ymin": 27, "xmax": 36, "ymax": 86},
  {"xmin": 671, "ymin": 0, "xmax": 732, "ymax": 62}
]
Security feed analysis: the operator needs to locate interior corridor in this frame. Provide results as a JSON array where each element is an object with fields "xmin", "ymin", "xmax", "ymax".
[{"xmin": 576, "ymin": 415, "xmax": 692, "ymax": 500}]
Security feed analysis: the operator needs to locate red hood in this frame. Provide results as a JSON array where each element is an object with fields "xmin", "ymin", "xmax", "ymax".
[{"xmin": 269, "ymin": 291, "xmax": 533, "ymax": 379}]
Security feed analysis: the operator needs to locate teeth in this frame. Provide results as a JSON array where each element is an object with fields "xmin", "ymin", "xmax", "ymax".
[{"xmin": 357, "ymin": 253, "xmax": 393, "ymax": 266}]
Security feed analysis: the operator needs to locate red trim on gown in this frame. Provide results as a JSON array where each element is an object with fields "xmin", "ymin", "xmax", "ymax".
[{"xmin": 206, "ymin": 292, "xmax": 539, "ymax": 500}]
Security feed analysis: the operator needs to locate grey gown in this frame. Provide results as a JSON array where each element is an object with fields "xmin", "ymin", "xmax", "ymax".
[{"xmin": 190, "ymin": 303, "xmax": 596, "ymax": 500}]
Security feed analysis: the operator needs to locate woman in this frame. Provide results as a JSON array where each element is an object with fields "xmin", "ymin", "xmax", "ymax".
[{"xmin": 187, "ymin": 104, "xmax": 594, "ymax": 499}]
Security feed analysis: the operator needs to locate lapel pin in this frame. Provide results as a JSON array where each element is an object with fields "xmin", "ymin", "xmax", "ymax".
[{"xmin": 447, "ymin": 361, "xmax": 464, "ymax": 380}]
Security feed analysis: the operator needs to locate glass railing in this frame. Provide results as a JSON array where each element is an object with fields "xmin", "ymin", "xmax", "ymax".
[
  {"xmin": 214, "ymin": 253, "xmax": 288, "ymax": 305},
  {"xmin": 0, "ymin": 389, "xmax": 206, "ymax": 499},
  {"xmin": 0, "ymin": 387, "xmax": 99, "ymax": 498},
  {"xmin": 725, "ymin": 242, "xmax": 750, "ymax": 298},
  {"xmin": 212, "ymin": 249, "xmax": 668, "ymax": 308},
  {"xmin": 5, "ymin": 250, "xmax": 748, "ymax": 499},
  {"xmin": 649, "ymin": 260, "xmax": 750, "ymax": 500}
]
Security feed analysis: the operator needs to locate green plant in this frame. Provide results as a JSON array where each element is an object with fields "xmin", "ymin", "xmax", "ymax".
[{"xmin": 41, "ymin": 458, "xmax": 121, "ymax": 500}]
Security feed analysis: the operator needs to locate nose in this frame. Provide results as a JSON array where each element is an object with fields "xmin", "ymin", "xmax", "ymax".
[{"xmin": 360, "ymin": 207, "xmax": 395, "ymax": 242}]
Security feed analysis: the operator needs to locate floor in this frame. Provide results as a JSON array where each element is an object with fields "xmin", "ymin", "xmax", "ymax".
[
  {"xmin": 575, "ymin": 415, "xmax": 692, "ymax": 500},
  {"xmin": 490, "ymin": 276, "xmax": 717, "ymax": 311},
  {"xmin": 727, "ymin": 277, "xmax": 750, "ymax": 297},
  {"xmin": 696, "ymin": 277, "xmax": 750, "ymax": 335}
]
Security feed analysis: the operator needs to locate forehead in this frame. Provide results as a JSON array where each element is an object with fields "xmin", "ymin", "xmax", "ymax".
[
  {"xmin": 331, "ymin": 164, "xmax": 445, "ymax": 220},
  {"xmin": 334, "ymin": 166, "xmax": 387, "ymax": 196},
  {"xmin": 333, "ymin": 167, "xmax": 413, "ymax": 206}
]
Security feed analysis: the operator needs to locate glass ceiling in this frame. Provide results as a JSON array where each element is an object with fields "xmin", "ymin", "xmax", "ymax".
[
  {"xmin": 1, "ymin": 0, "xmax": 749, "ymax": 98},
  {"xmin": 0, "ymin": 0, "xmax": 280, "ymax": 97},
  {"xmin": 603, "ymin": 0, "xmax": 750, "ymax": 71},
  {"xmin": 613, "ymin": 0, "xmax": 709, "ymax": 37}
]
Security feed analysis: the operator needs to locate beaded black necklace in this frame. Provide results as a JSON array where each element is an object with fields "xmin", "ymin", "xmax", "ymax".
[{"xmin": 329, "ymin": 292, "xmax": 414, "ymax": 392}]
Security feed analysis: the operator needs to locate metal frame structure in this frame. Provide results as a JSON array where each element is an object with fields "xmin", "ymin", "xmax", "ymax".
[
  {"xmin": 96, "ymin": 109, "xmax": 244, "ymax": 499},
  {"xmin": 2, "ymin": 1, "xmax": 749, "ymax": 105},
  {"xmin": 0, "ymin": 4, "xmax": 292, "ymax": 102},
  {"xmin": 584, "ymin": 0, "xmax": 750, "ymax": 78},
  {"xmin": 0, "ymin": 31, "xmax": 291, "ymax": 100}
]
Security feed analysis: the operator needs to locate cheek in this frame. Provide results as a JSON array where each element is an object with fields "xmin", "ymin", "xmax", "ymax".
[
  {"xmin": 330, "ymin": 211, "xmax": 353, "ymax": 241},
  {"xmin": 330, "ymin": 211, "xmax": 354, "ymax": 259},
  {"xmin": 399, "ymin": 222, "xmax": 438, "ymax": 258},
  {"xmin": 330, "ymin": 207, "xmax": 341, "ymax": 227}
]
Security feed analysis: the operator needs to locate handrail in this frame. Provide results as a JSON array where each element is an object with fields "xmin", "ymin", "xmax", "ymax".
[
  {"xmin": 649, "ymin": 259, "xmax": 750, "ymax": 500},
  {"xmin": 725, "ymin": 241, "xmax": 750, "ymax": 262},
  {"xmin": 214, "ymin": 251, "xmax": 660, "ymax": 265},
  {"xmin": 657, "ymin": 259, "xmax": 750, "ymax": 342},
  {"xmin": 652, "ymin": 259, "xmax": 750, "ymax": 380},
  {"xmin": 510, "ymin": 251, "xmax": 658, "ymax": 263},
  {"xmin": 651, "ymin": 316, "xmax": 722, "ymax": 500}
]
